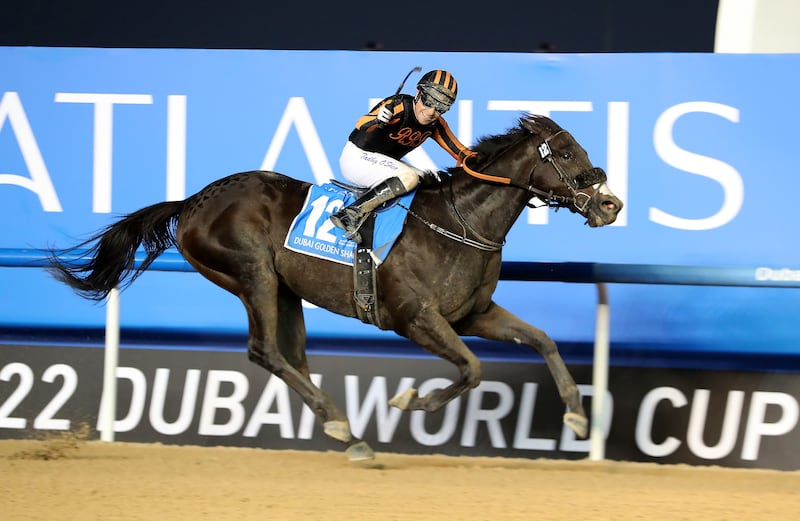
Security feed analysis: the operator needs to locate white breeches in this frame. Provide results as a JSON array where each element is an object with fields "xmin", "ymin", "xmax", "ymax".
[{"xmin": 339, "ymin": 141, "xmax": 422, "ymax": 191}]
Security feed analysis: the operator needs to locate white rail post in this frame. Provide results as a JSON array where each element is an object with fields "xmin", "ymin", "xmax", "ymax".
[
  {"xmin": 99, "ymin": 287, "xmax": 120, "ymax": 442},
  {"xmin": 590, "ymin": 282, "xmax": 609, "ymax": 461}
]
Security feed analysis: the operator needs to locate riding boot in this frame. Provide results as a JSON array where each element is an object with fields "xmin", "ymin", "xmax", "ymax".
[{"xmin": 330, "ymin": 177, "xmax": 408, "ymax": 241}]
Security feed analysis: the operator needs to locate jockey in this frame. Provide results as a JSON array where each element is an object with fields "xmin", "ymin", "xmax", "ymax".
[{"xmin": 330, "ymin": 69, "xmax": 477, "ymax": 240}]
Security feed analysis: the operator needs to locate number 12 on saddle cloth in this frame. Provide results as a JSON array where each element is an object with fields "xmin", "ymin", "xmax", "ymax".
[{"xmin": 284, "ymin": 183, "xmax": 415, "ymax": 266}]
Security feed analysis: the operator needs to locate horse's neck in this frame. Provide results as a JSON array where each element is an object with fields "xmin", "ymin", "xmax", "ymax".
[{"xmin": 449, "ymin": 168, "xmax": 531, "ymax": 242}]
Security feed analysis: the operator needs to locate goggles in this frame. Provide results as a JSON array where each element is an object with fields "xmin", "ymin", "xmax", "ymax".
[{"xmin": 417, "ymin": 91, "xmax": 452, "ymax": 114}]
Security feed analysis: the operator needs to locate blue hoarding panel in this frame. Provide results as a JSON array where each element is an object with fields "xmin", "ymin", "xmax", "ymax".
[{"xmin": 1, "ymin": 48, "xmax": 798, "ymax": 355}]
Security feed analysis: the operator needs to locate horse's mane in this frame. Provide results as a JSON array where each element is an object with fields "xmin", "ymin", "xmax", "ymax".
[{"xmin": 442, "ymin": 114, "xmax": 561, "ymax": 177}]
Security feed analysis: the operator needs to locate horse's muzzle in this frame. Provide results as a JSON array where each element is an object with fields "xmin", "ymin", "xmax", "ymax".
[{"xmin": 586, "ymin": 186, "xmax": 623, "ymax": 227}]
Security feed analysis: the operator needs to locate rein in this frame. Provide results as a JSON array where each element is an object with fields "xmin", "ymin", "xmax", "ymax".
[
  {"xmin": 397, "ymin": 201, "xmax": 503, "ymax": 252},
  {"xmin": 399, "ymin": 124, "xmax": 601, "ymax": 252}
]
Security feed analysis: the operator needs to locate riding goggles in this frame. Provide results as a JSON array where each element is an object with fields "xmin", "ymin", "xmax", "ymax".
[{"xmin": 417, "ymin": 91, "xmax": 452, "ymax": 114}]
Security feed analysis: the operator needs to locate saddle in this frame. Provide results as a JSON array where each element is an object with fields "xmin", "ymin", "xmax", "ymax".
[{"xmin": 329, "ymin": 179, "xmax": 369, "ymax": 198}]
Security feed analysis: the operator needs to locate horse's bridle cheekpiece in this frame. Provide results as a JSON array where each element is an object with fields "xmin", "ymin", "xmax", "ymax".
[
  {"xmin": 460, "ymin": 127, "xmax": 607, "ymax": 214},
  {"xmin": 534, "ymin": 132, "xmax": 607, "ymax": 213},
  {"xmin": 401, "ymin": 119, "xmax": 609, "ymax": 252}
]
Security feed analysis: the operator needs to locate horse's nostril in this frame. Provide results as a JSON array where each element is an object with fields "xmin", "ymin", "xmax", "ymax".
[{"xmin": 602, "ymin": 198, "xmax": 622, "ymax": 213}]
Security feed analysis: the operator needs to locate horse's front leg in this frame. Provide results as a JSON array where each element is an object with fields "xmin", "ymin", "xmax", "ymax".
[
  {"xmin": 391, "ymin": 312, "xmax": 482, "ymax": 412},
  {"xmin": 454, "ymin": 301, "xmax": 588, "ymax": 439}
]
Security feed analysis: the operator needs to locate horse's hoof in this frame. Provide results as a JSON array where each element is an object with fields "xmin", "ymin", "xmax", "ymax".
[
  {"xmin": 563, "ymin": 411, "xmax": 588, "ymax": 439},
  {"xmin": 346, "ymin": 441, "xmax": 375, "ymax": 461},
  {"xmin": 323, "ymin": 420, "xmax": 353, "ymax": 443},
  {"xmin": 388, "ymin": 387, "xmax": 418, "ymax": 410}
]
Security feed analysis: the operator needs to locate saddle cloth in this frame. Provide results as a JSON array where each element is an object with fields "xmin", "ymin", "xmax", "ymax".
[{"xmin": 284, "ymin": 182, "xmax": 415, "ymax": 266}]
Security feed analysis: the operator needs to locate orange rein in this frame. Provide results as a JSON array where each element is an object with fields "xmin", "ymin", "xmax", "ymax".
[{"xmin": 457, "ymin": 153, "xmax": 512, "ymax": 185}]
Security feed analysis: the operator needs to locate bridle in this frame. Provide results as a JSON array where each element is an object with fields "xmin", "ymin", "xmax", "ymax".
[
  {"xmin": 459, "ymin": 128, "xmax": 607, "ymax": 214},
  {"xmin": 400, "ymin": 122, "xmax": 608, "ymax": 252}
]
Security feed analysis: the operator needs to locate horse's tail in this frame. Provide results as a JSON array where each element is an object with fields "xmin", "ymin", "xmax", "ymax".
[{"xmin": 47, "ymin": 200, "xmax": 186, "ymax": 301}]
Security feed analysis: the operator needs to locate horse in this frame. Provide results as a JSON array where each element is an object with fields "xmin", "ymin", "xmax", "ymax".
[{"xmin": 47, "ymin": 114, "xmax": 623, "ymax": 461}]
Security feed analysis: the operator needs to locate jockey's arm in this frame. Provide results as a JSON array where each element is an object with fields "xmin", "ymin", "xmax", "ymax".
[
  {"xmin": 354, "ymin": 97, "xmax": 401, "ymax": 130},
  {"xmin": 432, "ymin": 117, "xmax": 476, "ymax": 163}
]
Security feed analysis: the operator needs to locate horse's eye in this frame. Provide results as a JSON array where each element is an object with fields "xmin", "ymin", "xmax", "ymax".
[{"xmin": 561, "ymin": 152, "xmax": 573, "ymax": 160}]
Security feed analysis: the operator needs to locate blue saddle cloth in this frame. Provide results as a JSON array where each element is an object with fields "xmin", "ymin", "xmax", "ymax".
[{"xmin": 284, "ymin": 182, "xmax": 415, "ymax": 266}]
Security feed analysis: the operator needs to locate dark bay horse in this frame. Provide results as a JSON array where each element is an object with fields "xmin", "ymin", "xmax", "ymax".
[{"xmin": 48, "ymin": 114, "xmax": 623, "ymax": 460}]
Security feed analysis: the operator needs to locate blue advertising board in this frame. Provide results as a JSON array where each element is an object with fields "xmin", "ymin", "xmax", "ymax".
[{"xmin": 1, "ymin": 48, "xmax": 798, "ymax": 356}]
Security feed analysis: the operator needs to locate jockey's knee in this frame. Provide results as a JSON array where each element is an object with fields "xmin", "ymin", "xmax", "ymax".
[{"xmin": 396, "ymin": 170, "xmax": 420, "ymax": 191}]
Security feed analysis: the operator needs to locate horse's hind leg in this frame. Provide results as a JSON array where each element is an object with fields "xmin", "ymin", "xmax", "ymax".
[
  {"xmin": 454, "ymin": 301, "xmax": 588, "ymax": 439},
  {"xmin": 390, "ymin": 312, "xmax": 482, "ymax": 412},
  {"xmin": 242, "ymin": 275, "xmax": 374, "ymax": 460},
  {"xmin": 275, "ymin": 284, "xmax": 309, "ymax": 377}
]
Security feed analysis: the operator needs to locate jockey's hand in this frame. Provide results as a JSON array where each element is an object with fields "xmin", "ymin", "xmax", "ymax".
[
  {"xmin": 419, "ymin": 170, "xmax": 443, "ymax": 187},
  {"xmin": 464, "ymin": 149, "xmax": 481, "ymax": 164},
  {"xmin": 377, "ymin": 105, "xmax": 393, "ymax": 124}
]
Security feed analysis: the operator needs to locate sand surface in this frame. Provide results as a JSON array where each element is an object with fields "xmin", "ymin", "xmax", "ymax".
[{"xmin": 1, "ymin": 437, "xmax": 798, "ymax": 520}]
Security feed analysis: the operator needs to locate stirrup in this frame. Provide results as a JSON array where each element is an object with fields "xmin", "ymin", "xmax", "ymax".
[
  {"xmin": 330, "ymin": 208, "xmax": 366, "ymax": 243},
  {"xmin": 342, "ymin": 218, "xmax": 366, "ymax": 243}
]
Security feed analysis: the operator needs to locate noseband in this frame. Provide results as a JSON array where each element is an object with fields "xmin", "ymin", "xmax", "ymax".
[
  {"xmin": 460, "ymin": 129, "xmax": 607, "ymax": 214},
  {"xmin": 530, "ymin": 131, "xmax": 607, "ymax": 213}
]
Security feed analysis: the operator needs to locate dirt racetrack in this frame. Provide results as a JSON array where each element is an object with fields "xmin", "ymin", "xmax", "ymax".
[{"xmin": 2, "ymin": 437, "xmax": 798, "ymax": 521}]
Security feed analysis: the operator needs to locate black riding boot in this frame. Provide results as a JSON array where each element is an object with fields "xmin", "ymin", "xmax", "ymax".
[{"xmin": 330, "ymin": 177, "xmax": 408, "ymax": 241}]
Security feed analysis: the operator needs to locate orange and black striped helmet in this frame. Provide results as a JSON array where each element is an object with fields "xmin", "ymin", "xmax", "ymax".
[{"xmin": 417, "ymin": 69, "xmax": 458, "ymax": 106}]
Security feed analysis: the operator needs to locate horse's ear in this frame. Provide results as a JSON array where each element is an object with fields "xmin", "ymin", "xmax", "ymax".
[{"xmin": 520, "ymin": 116, "xmax": 539, "ymax": 134}]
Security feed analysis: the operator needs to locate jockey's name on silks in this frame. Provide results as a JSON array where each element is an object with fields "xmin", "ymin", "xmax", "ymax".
[{"xmin": 284, "ymin": 183, "xmax": 414, "ymax": 266}]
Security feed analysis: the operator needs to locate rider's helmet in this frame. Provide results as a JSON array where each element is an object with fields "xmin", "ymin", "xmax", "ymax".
[{"xmin": 416, "ymin": 70, "xmax": 458, "ymax": 113}]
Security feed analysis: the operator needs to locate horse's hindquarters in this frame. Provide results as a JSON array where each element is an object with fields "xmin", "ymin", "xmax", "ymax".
[{"xmin": 176, "ymin": 171, "xmax": 309, "ymax": 285}]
